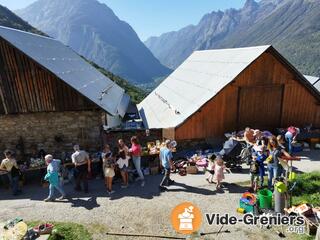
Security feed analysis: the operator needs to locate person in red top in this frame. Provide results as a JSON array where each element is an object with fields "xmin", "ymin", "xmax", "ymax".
[
  {"xmin": 129, "ymin": 136, "xmax": 145, "ymax": 187},
  {"xmin": 285, "ymin": 126, "xmax": 300, "ymax": 154}
]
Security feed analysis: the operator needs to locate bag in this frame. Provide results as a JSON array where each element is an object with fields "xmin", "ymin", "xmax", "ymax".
[
  {"xmin": 250, "ymin": 161, "xmax": 259, "ymax": 174},
  {"xmin": 11, "ymin": 166, "xmax": 22, "ymax": 178},
  {"xmin": 266, "ymin": 155, "xmax": 273, "ymax": 164}
]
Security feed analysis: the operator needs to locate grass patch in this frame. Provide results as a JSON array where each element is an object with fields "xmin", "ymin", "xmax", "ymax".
[
  {"xmin": 291, "ymin": 171, "xmax": 320, "ymax": 206},
  {"xmin": 27, "ymin": 221, "xmax": 92, "ymax": 240}
]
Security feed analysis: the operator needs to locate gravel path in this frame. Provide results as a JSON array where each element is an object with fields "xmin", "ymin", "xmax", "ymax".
[{"xmin": 0, "ymin": 150, "xmax": 319, "ymax": 239}]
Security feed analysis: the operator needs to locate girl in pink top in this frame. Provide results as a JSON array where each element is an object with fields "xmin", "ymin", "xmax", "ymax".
[
  {"xmin": 129, "ymin": 136, "xmax": 144, "ymax": 186},
  {"xmin": 213, "ymin": 157, "xmax": 229, "ymax": 189}
]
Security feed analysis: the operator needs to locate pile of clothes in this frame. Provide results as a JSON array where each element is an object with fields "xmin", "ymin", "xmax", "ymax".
[
  {"xmin": 29, "ymin": 158, "xmax": 45, "ymax": 169},
  {"xmin": 173, "ymin": 149, "xmax": 215, "ymax": 175}
]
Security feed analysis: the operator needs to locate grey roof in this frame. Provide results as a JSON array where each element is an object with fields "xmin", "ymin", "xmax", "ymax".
[
  {"xmin": 314, "ymin": 81, "xmax": 320, "ymax": 92},
  {"xmin": 304, "ymin": 75, "xmax": 319, "ymax": 85},
  {"xmin": 138, "ymin": 45, "xmax": 271, "ymax": 129},
  {"xmin": 0, "ymin": 26, "xmax": 127, "ymax": 116}
]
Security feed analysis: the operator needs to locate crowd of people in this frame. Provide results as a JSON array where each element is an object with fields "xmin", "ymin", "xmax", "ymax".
[
  {"xmin": 233, "ymin": 126, "xmax": 299, "ymax": 192},
  {"xmin": 0, "ymin": 126, "xmax": 300, "ymax": 199},
  {"xmin": 0, "ymin": 136, "xmax": 176, "ymax": 201}
]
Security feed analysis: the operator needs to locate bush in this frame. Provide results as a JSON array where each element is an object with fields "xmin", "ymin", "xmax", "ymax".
[
  {"xmin": 292, "ymin": 171, "xmax": 320, "ymax": 196},
  {"xmin": 28, "ymin": 222, "xmax": 92, "ymax": 240},
  {"xmin": 291, "ymin": 171, "xmax": 320, "ymax": 206}
]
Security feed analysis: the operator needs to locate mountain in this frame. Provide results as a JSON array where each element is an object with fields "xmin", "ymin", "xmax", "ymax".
[
  {"xmin": 0, "ymin": 5, "xmax": 43, "ymax": 35},
  {"xmin": 144, "ymin": 0, "xmax": 320, "ymax": 76},
  {"xmin": 16, "ymin": 0, "xmax": 171, "ymax": 85},
  {"xmin": 0, "ymin": 4, "xmax": 146, "ymax": 103}
]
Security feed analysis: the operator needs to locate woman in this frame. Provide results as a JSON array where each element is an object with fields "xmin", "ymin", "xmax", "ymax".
[
  {"xmin": 116, "ymin": 150, "xmax": 129, "ymax": 188},
  {"xmin": 267, "ymin": 136, "xmax": 290, "ymax": 189},
  {"xmin": 129, "ymin": 136, "xmax": 145, "ymax": 187},
  {"xmin": 44, "ymin": 154, "xmax": 66, "ymax": 202},
  {"xmin": 118, "ymin": 139, "xmax": 129, "ymax": 157},
  {"xmin": 285, "ymin": 126, "xmax": 300, "ymax": 154},
  {"xmin": 102, "ymin": 145, "xmax": 113, "ymax": 188},
  {"xmin": 0, "ymin": 150, "xmax": 21, "ymax": 196}
]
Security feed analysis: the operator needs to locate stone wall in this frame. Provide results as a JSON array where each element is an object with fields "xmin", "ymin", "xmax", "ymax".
[{"xmin": 0, "ymin": 111, "xmax": 103, "ymax": 160}]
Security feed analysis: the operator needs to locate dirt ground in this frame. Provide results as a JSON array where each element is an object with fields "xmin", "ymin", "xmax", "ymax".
[{"xmin": 0, "ymin": 150, "xmax": 319, "ymax": 239}]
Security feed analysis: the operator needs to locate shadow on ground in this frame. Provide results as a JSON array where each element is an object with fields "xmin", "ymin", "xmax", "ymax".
[{"xmin": 0, "ymin": 173, "xmax": 255, "ymax": 204}]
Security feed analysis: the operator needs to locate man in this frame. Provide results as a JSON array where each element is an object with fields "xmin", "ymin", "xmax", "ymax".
[
  {"xmin": 71, "ymin": 145, "xmax": 91, "ymax": 193},
  {"xmin": 159, "ymin": 140, "xmax": 174, "ymax": 191},
  {"xmin": 0, "ymin": 150, "xmax": 21, "ymax": 195}
]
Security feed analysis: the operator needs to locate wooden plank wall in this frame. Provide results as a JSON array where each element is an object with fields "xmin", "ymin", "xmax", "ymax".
[
  {"xmin": 0, "ymin": 37, "xmax": 97, "ymax": 114},
  {"xmin": 175, "ymin": 50, "xmax": 320, "ymax": 140}
]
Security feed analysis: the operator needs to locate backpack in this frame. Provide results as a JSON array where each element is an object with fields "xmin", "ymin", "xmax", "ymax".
[{"xmin": 250, "ymin": 161, "xmax": 259, "ymax": 174}]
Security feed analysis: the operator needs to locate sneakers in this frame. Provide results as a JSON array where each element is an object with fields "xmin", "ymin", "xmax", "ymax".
[
  {"xmin": 57, "ymin": 195, "xmax": 66, "ymax": 201},
  {"xmin": 159, "ymin": 186, "xmax": 167, "ymax": 192},
  {"xmin": 121, "ymin": 185, "xmax": 128, "ymax": 189},
  {"xmin": 107, "ymin": 190, "xmax": 115, "ymax": 195},
  {"xmin": 44, "ymin": 197, "xmax": 54, "ymax": 202},
  {"xmin": 168, "ymin": 179, "xmax": 175, "ymax": 186}
]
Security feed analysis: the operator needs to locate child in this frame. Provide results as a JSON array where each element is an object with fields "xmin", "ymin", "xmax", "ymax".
[
  {"xmin": 103, "ymin": 147, "xmax": 117, "ymax": 195},
  {"xmin": 256, "ymin": 148, "xmax": 266, "ymax": 188},
  {"xmin": 206, "ymin": 154, "xmax": 216, "ymax": 183},
  {"xmin": 250, "ymin": 154, "xmax": 260, "ymax": 192},
  {"xmin": 213, "ymin": 156, "xmax": 228, "ymax": 189},
  {"xmin": 44, "ymin": 154, "xmax": 66, "ymax": 202},
  {"xmin": 117, "ymin": 150, "xmax": 129, "ymax": 188}
]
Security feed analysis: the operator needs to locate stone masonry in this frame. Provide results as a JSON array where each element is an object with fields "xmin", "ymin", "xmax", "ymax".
[{"xmin": 0, "ymin": 110, "xmax": 103, "ymax": 159}]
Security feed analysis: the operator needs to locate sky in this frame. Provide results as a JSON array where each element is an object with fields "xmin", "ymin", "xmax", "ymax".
[{"xmin": 0, "ymin": 0, "xmax": 247, "ymax": 41}]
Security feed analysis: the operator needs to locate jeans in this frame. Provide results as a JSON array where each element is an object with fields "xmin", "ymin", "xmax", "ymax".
[
  {"xmin": 7, "ymin": 174, "xmax": 20, "ymax": 195},
  {"xmin": 132, "ymin": 156, "xmax": 144, "ymax": 180},
  {"xmin": 268, "ymin": 164, "xmax": 279, "ymax": 189},
  {"xmin": 74, "ymin": 164, "xmax": 88, "ymax": 192},
  {"xmin": 48, "ymin": 183, "xmax": 65, "ymax": 199},
  {"xmin": 160, "ymin": 168, "xmax": 171, "ymax": 187},
  {"xmin": 285, "ymin": 132, "xmax": 293, "ymax": 154}
]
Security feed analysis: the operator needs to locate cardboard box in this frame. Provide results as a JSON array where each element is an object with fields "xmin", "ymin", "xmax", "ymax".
[{"xmin": 186, "ymin": 166, "xmax": 198, "ymax": 174}]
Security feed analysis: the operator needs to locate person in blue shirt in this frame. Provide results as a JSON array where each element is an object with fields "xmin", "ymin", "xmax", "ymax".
[
  {"xmin": 159, "ymin": 140, "xmax": 174, "ymax": 191},
  {"xmin": 253, "ymin": 146, "xmax": 267, "ymax": 188},
  {"xmin": 44, "ymin": 154, "xmax": 66, "ymax": 202}
]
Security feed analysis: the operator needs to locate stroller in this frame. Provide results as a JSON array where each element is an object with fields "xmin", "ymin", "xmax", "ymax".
[{"xmin": 218, "ymin": 138, "xmax": 244, "ymax": 169}]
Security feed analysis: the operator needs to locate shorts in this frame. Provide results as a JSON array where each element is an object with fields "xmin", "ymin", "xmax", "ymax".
[
  {"xmin": 250, "ymin": 173, "xmax": 259, "ymax": 182},
  {"xmin": 119, "ymin": 166, "xmax": 129, "ymax": 172},
  {"xmin": 208, "ymin": 170, "xmax": 215, "ymax": 175},
  {"xmin": 104, "ymin": 168, "xmax": 115, "ymax": 178}
]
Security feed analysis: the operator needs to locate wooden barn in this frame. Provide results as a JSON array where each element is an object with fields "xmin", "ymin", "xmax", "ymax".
[
  {"xmin": 138, "ymin": 45, "xmax": 320, "ymax": 142},
  {"xmin": 0, "ymin": 26, "xmax": 129, "ymax": 155}
]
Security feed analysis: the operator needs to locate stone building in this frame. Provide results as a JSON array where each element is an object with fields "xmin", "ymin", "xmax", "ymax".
[{"xmin": 0, "ymin": 26, "xmax": 129, "ymax": 157}]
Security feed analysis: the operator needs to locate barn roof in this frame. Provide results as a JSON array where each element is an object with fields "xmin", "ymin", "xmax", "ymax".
[
  {"xmin": 304, "ymin": 75, "xmax": 319, "ymax": 85},
  {"xmin": 314, "ymin": 81, "xmax": 320, "ymax": 92},
  {"xmin": 138, "ymin": 45, "xmax": 320, "ymax": 129},
  {"xmin": 0, "ymin": 26, "xmax": 128, "ymax": 116}
]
